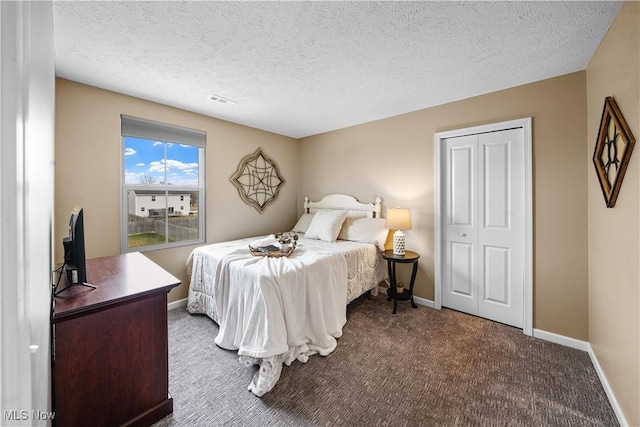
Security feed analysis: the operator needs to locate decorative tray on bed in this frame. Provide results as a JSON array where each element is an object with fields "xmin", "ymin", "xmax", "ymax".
[{"xmin": 249, "ymin": 245, "xmax": 296, "ymax": 258}]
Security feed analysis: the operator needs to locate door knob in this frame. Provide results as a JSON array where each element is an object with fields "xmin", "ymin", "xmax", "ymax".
[{"xmin": 460, "ymin": 233, "xmax": 466, "ymax": 237}]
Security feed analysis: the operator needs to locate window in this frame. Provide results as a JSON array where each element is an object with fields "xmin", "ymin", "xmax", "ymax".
[{"xmin": 121, "ymin": 115, "xmax": 205, "ymax": 252}]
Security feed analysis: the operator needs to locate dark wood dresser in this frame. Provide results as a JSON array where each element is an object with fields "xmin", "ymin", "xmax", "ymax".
[{"xmin": 52, "ymin": 252, "xmax": 180, "ymax": 427}]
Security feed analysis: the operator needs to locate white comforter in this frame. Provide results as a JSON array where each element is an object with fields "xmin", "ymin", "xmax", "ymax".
[{"xmin": 186, "ymin": 235, "xmax": 385, "ymax": 396}]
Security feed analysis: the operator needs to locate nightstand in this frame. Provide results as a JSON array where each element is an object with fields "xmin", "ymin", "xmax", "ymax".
[{"xmin": 382, "ymin": 249, "xmax": 420, "ymax": 314}]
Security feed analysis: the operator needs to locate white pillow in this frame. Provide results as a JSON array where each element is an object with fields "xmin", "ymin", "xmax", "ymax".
[
  {"xmin": 338, "ymin": 217, "xmax": 389, "ymax": 251},
  {"xmin": 304, "ymin": 210, "xmax": 348, "ymax": 242},
  {"xmin": 291, "ymin": 213, "xmax": 315, "ymax": 233}
]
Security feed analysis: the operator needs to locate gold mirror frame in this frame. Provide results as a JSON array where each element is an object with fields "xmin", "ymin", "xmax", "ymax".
[
  {"xmin": 230, "ymin": 147, "xmax": 285, "ymax": 213},
  {"xmin": 593, "ymin": 97, "xmax": 636, "ymax": 208}
]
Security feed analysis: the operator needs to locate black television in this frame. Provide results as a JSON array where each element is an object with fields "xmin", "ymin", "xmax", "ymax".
[
  {"xmin": 63, "ymin": 207, "xmax": 86, "ymax": 284},
  {"xmin": 56, "ymin": 207, "xmax": 95, "ymax": 295}
]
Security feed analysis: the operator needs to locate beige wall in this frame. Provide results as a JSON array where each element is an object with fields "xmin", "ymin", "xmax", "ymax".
[
  {"xmin": 55, "ymin": 78, "xmax": 299, "ymax": 302},
  {"xmin": 299, "ymin": 71, "xmax": 590, "ymax": 340},
  {"xmin": 586, "ymin": 1, "xmax": 640, "ymax": 425},
  {"xmin": 55, "ymin": 7, "xmax": 639, "ymax": 419}
]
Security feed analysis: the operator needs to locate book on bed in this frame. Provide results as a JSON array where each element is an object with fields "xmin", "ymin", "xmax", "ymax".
[{"xmin": 257, "ymin": 245, "xmax": 280, "ymax": 253}]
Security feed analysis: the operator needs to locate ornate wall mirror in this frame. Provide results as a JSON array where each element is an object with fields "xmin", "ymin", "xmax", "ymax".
[{"xmin": 593, "ymin": 97, "xmax": 636, "ymax": 208}]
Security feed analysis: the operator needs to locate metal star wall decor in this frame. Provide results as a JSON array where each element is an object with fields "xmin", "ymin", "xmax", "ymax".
[
  {"xmin": 230, "ymin": 147, "xmax": 285, "ymax": 213},
  {"xmin": 593, "ymin": 97, "xmax": 636, "ymax": 208}
]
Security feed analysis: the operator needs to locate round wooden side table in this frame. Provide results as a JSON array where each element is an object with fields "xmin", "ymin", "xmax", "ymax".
[{"xmin": 382, "ymin": 250, "xmax": 420, "ymax": 314}]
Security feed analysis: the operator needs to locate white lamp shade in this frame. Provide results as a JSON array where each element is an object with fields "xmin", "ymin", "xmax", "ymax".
[{"xmin": 385, "ymin": 208, "xmax": 412, "ymax": 231}]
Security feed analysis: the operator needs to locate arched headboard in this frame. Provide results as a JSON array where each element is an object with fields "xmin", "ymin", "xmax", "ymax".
[{"xmin": 304, "ymin": 194, "xmax": 382, "ymax": 218}]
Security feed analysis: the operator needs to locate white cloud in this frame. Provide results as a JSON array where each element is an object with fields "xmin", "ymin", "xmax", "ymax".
[
  {"xmin": 148, "ymin": 159, "xmax": 198, "ymax": 173},
  {"xmin": 124, "ymin": 170, "xmax": 145, "ymax": 183},
  {"xmin": 148, "ymin": 160, "xmax": 164, "ymax": 172},
  {"xmin": 124, "ymin": 147, "xmax": 137, "ymax": 156},
  {"xmin": 136, "ymin": 162, "xmax": 145, "ymax": 167},
  {"xmin": 166, "ymin": 159, "xmax": 197, "ymax": 170}
]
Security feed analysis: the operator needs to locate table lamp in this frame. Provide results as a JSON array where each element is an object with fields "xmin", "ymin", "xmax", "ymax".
[{"xmin": 385, "ymin": 207, "xmax": 412, "ymax": 256}]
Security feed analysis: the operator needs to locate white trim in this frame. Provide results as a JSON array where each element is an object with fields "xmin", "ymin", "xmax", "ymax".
[
  {"xmin": 532, "ymin": 328, "xmax": 590, "ymax": 351},
  {"xmin": 522, "ymin": 119, "xmax": 533, "ymax": 336},
  {"xmin": 412, "ymin": 295, "xmax": 435, "ymax": 309},
  {"xmin": 587, "ymin": 346, "xmax": 629, "ymax": 427},
  {"xmin": 376, "ymin": 285, "xmax": 436, "ymax": 309},
  {"xmin": 434, "ymin": 128, "xmax": 443, "ymax": 311},
  {"xmin": 533, "ymin": 329, "xmax": 628, "ymax": 426},
  {"xmin": 434, "ymin": 117, "xmax": 533, "ymax": 336},
  {"xmin": 170, "ymin": 270, "xmax": 625, "ymax": 422},
  {"xmin": 168, "ymin": 297, "xmax": 188, "ymax": 311}
]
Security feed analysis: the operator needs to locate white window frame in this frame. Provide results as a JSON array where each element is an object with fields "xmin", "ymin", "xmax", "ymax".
[{"xmin": 120, "ymin": 115, "xmax": 206, "ymax": 253}]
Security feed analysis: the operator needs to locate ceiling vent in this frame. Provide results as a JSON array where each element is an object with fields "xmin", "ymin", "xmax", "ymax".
[{"xmin": 210, "ymin": 93, "xmax": 238, "ymax": 105}]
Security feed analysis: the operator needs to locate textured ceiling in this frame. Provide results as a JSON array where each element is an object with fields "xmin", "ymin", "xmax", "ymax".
[{"xmin": 52, "ymin": 1, "xmax": 622, "ymax": 138}]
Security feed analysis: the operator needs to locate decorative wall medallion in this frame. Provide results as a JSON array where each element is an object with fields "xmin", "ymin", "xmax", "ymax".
[
  {"xmin": 230, "ymin": 147, "xmax": 285, "ymax": 213},
  {"xmin": 593, "ymin": 97, "xmax": 636, "ymax": 208}
]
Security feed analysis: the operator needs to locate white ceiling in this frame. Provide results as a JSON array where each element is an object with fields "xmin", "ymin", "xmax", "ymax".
[{"xmin": 52, "ymin": 1, "xmax": 622, "ymax": 139}]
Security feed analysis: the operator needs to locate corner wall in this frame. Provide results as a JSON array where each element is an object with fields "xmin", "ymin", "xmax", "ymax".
[
  {"xmin": 55, "ymin": 79, "xmax": 299, "ymax": 302},
  {"xmin": 586, "ymin": 2, "xmax": 640, "ymax": 424},
  {"xmin": 299, "ymin": 71, "xmax": 590, "ymax": 340}
]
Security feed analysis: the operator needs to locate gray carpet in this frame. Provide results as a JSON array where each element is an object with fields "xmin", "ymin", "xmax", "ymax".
[{"xmin": 153, "ymin": 294, "xmax": 618, "ymax": 426}]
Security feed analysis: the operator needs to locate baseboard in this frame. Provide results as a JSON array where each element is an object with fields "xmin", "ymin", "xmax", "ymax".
[
  {"xmin": 532, "ymin": 328, "xmax": 590, "ymax": 351},
  {"xmin": 167, "ymin": 297, "xmax": 187, "ymax": 311},
  {"xmin": 412, "ymin": 295, "xmax": 435, "ymax": 309},
  {"xmin": 376, "ymin": 285, "xmax": 628, "ymax": 424},
  {"xmin": 376, "ymin": 285, "xmax": 435, "ymax": 309},
  {"xmin": 174, "ymin": 281, "xmax": 627, "ymax": 423},
  {"xmin": 587, "ymin": 346, "xmax": 629, "ymax": 427},
  {"xmin": 533, "ymin": 329, "xmax": 628, "ymax": 426}
]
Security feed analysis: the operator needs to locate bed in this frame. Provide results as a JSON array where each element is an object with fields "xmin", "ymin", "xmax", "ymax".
[{"xmin": 186, "ymin": 194, "xmax": 388, "ymax": 396}]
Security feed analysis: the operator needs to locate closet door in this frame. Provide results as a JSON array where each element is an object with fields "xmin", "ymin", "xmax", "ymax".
[
  {"xmin": 443, "ymin": 134, "xmax": 479, "ymax": 316},
  {"xmin": 477, "ymin": 129, "xmax": 524, "ymax": 327},
  {"xmin": 442, "ymin": 128, "xmax": 525, "ymax": 328}
]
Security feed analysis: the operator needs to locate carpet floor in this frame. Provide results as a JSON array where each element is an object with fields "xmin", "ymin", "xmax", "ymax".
[{"xmin": 153, "ymin": 294, "xmax": 618, "ymax": 426}]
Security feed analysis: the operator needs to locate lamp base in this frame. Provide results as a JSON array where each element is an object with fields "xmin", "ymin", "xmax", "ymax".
[{"xmin": 393, "ymin": 230, "xmax": 406, "ymax": 256}]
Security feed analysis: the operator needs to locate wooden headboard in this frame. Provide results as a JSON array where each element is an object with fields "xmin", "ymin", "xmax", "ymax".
[{"xmin": 304, "ymin": 194, "xmax": 382, "ymax": 218}]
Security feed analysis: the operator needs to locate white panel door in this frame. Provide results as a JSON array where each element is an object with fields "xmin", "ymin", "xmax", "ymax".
[
  {"xmin": 442, "ymin": 128, "xmax": 525, "ymax": 328},
  {"xmin": 477, "ymin": 129, "xmax": 524, "ymax": 327},
  {"xmin": 443, "ymin": 135, "xmax": 478, "ymax": 315}
]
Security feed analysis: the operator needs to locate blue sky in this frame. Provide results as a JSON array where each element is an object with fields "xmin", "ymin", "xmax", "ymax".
[{"xmin": 124, "ymin": 137, "xmax": 199, "ymax": 186}]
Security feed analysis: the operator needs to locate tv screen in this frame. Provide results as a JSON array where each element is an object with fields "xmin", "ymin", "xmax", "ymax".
[{"xmin": 64, "ymin": 207, "xmax": 87, "ymax": 284}]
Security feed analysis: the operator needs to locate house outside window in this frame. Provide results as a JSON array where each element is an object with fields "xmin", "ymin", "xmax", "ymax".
[{"xmin": 121, "ymin": 115, "xmax": 205, "ymax": 252}]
